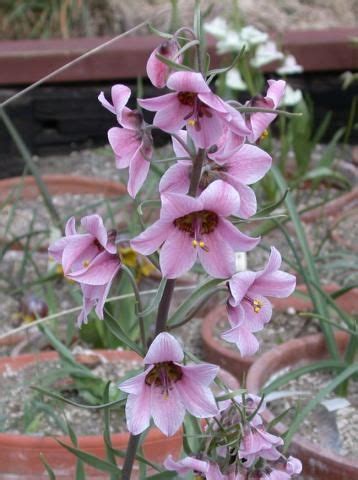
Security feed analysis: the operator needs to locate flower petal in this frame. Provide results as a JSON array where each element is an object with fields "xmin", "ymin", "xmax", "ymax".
[
  {"xmin": 188, "ymin": 110, "xmax": 224, "ymax": 148},
  {"xmin": 217, "ymin": 219, "xmax": 260, "ymax": 252},
  {"xmin": 200, "ymin": 180, "xmax": 241, "ymax": 217},
  {"xmin": 119, "ymin": 370, "xmax": 149, "ymax": 394},
  {"xmin": 228, "ymin": 271, "xmax": 257, "ymax": 306},
  {"xmin": 167, "ymin": 71, "xmax": 211, "ymax": 93},
  {"xmin": 159, "ymin": 161, "xmax": 191, "ymax": 194},
  {"xmin": 154, "ymin": 102, "xmax": 190, "ymax": 133},
  {"xmin": 108, "ymin": 127, "xmax": 139, "ymax": 168},
  {"xmin": 81, "ymin": 214, "xmax": 108, "ymax": 248},
  {"xmin": 227, "ymin": 144, "xmax": 272, "ymax": 184},
  {"xmin": 67, "ymin": 251, "xmax": 120, "ymax": 286},
  {"xmin": 131, "ymin": 220, "xmax": 172, "ymax": 255},
  {"xmin": 221, "ymin": 323, "xmax": 259, "ymax": 357},
  {"xmin": 242, "ymin": 294, "xmax": 273, "ymax": 331},
  {"xmin": 160, "ymin": 192, "xmax": 200, "ymax": 221},
  {"xmin": 125, "ymin": 387, "xmax": 152, "ymax": 435},
  {"xmin": 138, "ymin": 92, "xmax": 177, "ymax": 111},
  {"xmin": 171, "ymin": 130, "xmax": 189, "ymax": 158},
  {"xmin": 65, "ymin": 217, "xmax": 77, "ymax": 236},
  {"xmin": 151, "ymin": 384, "xmax": 185, "ymax": 436},
  {"xmin": 144, "ymin": 332, "xmax": 184, "ymax": 364},
  {"xmin": 198, "ymin": 230, "xmax": 236, "ymax": 278},
  {"xmin": 176, "ymin": 379, "xmax": 219, "ymax": 418},
  {"xmin": 160, "ymin": 229, "xmax": 197, "ymax": 278},
  {"xmin": 127, "ymin": 145, "xmax": 151, "ymax": 198}
]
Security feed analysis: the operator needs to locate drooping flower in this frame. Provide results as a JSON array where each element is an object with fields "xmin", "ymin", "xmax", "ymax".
[
  {"xmin": 119, "ymin": 332, "xmax": 219, "ymax": 436},
  {"xmin": 48, "ymin": 215, "xmax": 121, "ymax": 326},
  {"xmin": 131, "ymin": 180, "xmax": 260, "ymax": 279},
  {"xmin": 239, "ymin": 416, "xmax": 284, "ymax": 467},
  {"xmin": 138, "ymin": 71, "xmax": 249, "ymax": 149},
  {"xmin": 160, "ymin": 129, "xmax": 271, "ymax": 219},
  {"xmin": 164, "ymin": 455, "xmax": 224, "ymax": 479},
  {"xmin": 98, "ymin": 84, "xmax": 153, "ymax": 197},
  {"xmin": 252, "ymin": 456, "xmax": 302, "ymax": 479},
  {"xmin": 147, "ymin": 39, "xmax": 182, "ymax": 88},
  {"xmin": 246, "ymin": 80, "xmax": 286, "ymax": 143},
  {"xmin": 221, "ymin": 247, "xmax": 295, "ymax": 356},
  {"xmin": 225, "ymin": 69, "xmax": 248, "ymax": 91}
]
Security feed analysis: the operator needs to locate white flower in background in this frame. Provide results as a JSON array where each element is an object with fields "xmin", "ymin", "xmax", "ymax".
[
  {"xmin": 240, "ymin": 25, "xmax": 268, "ymax": 46},
  {"xmin": 251, "ymin": 41, "xmax": 284, "ymax": 68},
  {"xmin": 225, "ymin": 69, "xmax": 247, "ymax": 91},
  {"xmin": 280, "ymin": 84, "xmax": 303, "ymax": 107},
  {"xmin": 204, "ymin": 17, "xmax": 228, "ymax": 39},
  {"xmin": 277, "ymin": 54, "xmax": 304, "ymax": 75},
  {"xmin": 217, "ymin": 30, "xmax": 247, "ymax": 54}
]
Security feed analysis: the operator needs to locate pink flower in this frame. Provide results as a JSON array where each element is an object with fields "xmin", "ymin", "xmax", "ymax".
[
  {"xmin": 48, "ymin": 215, "xmax": 121, "ymax": 326},
  {"xmin": 139, "ymin": 71, "xmax": 249, "ymax": 148},
  {"xmin": 164, "ymin": 456, "xmax": 224, "ymax": 479},
  {"xmin": 160, "ymin": 129, "xmax": 271, "ymax": 218},
  {"xmin": 247, "ymin": 80, "xmax": 286, "ymax": 142},
  {"xmin": 98, "ymin": 84, "xmax": 153, "ymax": 197},
  {"xmin": 131, "ymin": 180, "xmax": 260, "ymax": 279},
  {"xmin": 221, "ymin": 247, "xmax": 295, "ymax": 356},
  {"xmin": 147, "ymin": 39, "xmax": 182, "ymax": 88},
  {"xmin": 254, "ymin": 457, "xmax": 302, "ymax": 479},
  {"xmin": 239, "ymin": 419, "xmax": 284, "ymax": 468},
  {"xmin": 119, "ymin": 332, "xmax": 219, "ymax": 436}
]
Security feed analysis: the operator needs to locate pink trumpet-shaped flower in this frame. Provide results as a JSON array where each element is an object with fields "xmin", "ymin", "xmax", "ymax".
[
  {"xmin": 119, "ymin": 332, "xmax": 219, "ymax": 436},
  {"xmin": 253, "ymin": 456, "xmax": 302, "ymax": 479},
  {"xmin": 98, "ymin": 84, "xmax": 153, "ymax": 197},
  {"xmin": 160, "ymin": 129, "xmax": 271, "ymax": 218},
  {"xmin": 164, "ymin": 455, "xmax": 224, "ymax": 479},
  {"xmin": 221, "ymin": 247, "xmax": 295, "ymax": 356},
  {"xmin": 139, "ymin": 71, "xmax": 250, "ymax": 148},
  {"xmin": 247, "ymin": 80, "xmax": 286, "ymax": 142},
  {"xmin": 147, "ymin": 39, "xmax": 183, "ymax": 88},
  {"xmin": 131, "ymin": 180, "xmax": 260, "ymax": 279},
  {"xmin": 48, "ymin": 215, "xmax": 121, "ymax": 326}
]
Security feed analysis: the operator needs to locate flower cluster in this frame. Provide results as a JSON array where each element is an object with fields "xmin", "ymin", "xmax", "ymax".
[{"xmin": 48, "ymin": 24, "xmax": 302, "ymax": 479}]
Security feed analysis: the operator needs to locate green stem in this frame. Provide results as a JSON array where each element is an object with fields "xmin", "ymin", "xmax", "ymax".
[
  {"xmin": 121, "ymin": 265, "xmax": 146, "ymax": 349},
  {"xmin": 122, "ymin": 434, "xmax": 141, "ymax": 480},
  {"xmin": 0, "ymin": 107, "xmax": 62, "ymax": 230}
]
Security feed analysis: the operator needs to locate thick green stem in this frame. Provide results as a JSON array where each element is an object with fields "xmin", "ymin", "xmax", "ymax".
[{"xmin": 122, "ymin": 433, "xmax": 141, "ymax": 480}]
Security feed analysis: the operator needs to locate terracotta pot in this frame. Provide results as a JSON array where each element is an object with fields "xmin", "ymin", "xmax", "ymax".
[
  {"xmin": 201, "ymin": 284, "xmax": 358, "ymax": 380},
  {"xmin": 246, "ymin": 331, "xmax": 357, "ymax": 480},
  {"xmin": 0, "ymin": 349, "xmax": 239, "ymax": 479},
  {"xmin": 0, "ymin": 350, "xmax": 181, "ymax": 479},
  {"xmin": 0, "ymin": 174, "xmax": 127, "ymax": 252}
]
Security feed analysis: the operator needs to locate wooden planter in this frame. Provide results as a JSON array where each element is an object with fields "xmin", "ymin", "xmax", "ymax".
[
  {"xmin": 246, "ymin": 331, "xmax": 358, "ymax": 480},
  {"xmin": 201, "ymin": 284, "xmax": 358, "ymax": 380}
]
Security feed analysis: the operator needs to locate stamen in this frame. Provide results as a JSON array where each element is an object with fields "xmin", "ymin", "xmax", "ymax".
[
  {"xmin": 83, "ymin": 260, "xmax": 90, "ymax": 267},
  {"xmin": 260, "ymin": 129, "xmax": 269, "ymax": 140},
  {"xmin": 199, "ymin": 240, "xmax": 209, "ymax": 252},
  {"xmin": 244, "ymin": 295, "xmax": 263, "ymax": 313},
  {"xmin": 187, "ymin": 119, "xmax": 196, "ymax": 127},
  {"xmin": 192, "ymin": 239, "xmax": 198, "ymax": 247}
]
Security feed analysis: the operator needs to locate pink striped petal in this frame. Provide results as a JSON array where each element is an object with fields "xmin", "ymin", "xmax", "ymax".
[
  {"xmin": 81, "ymin": 214, "xmax": 108, "ymax": 248},
  {"xmin": 228, "ymin": 144, "xmax": 272, "ymax": 184},
  {"xmin": 200, "ymin": 180, "xmax": 241, "ymax": 217},
  {"xmin": 125, "ymin": 385, "xmax": 152, "ymax": 435},
  {"xmin": 127, "ymin": 145, "xmax": 151, "ymax": 198},
  {"xmin": 138, "ymin": 92, "xmax": 177, "ymax": 111},
  {"xmin": 217, "ymin": 219, "xmax": 260, "ymax": 252},
  {"xmin": 131, "ymin": 220, "xmax": 172, "ymax": 255},
  {"xmin": 187, "ymin": 110, "xmax": 223, "ymax": 148},
  {"xmin": 159, "ymin": 161, "xmax": 190, "ymax": 194},
  {"xmin": 144, "ymin": 332, "xmax": 184, "ymax": 364},
  {"xmin": 167, "ymin": 71, "xmax": 211, "ymax": 93},
  {"xmin": 221, "ymin": 323, "xmax": 259, "ymax": 357},
  {"xmin": 171, "ymin": 130, "xmax": 188, "ymax": 158},
  {"xmin": 228, "ymin": 271, "xmax": 257, "ymax": 306},
  {"xmin": 160, "ymin": 229, "xmax": 197, "ymax": 278},
  {"xmin": 119, "ymin": 370, "xmax": 149, "ymax": 394},
  {"xmin": 151, "ymin": 384, "xmax": 185, "ymax": 436},
  {"xmin": 198, "ymin": 230, "xmax": 236, "ymax": 278}
]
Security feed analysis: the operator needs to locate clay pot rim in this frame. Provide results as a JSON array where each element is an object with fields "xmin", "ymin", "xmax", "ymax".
[
  {"xmin": 246, "ymin": 331, "xmax": 358, "ymax": 471},
  {"xmin": 0, "ymin": 349, "xmax": 182, "ymax": 447}
]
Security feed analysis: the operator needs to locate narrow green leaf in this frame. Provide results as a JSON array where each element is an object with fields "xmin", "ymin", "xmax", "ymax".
[
  {"xmin": 56, "ymin": 440, "xmax": 123, "ymax": 476},
  {"xmin": 40, "ymin": 454, "xmax": 57, "ymax": 479},
  {"xmin": 147, "ymin": 24, "xmax": 173, "ymax": 39},
  {"xmin": 284, "ymin": 363, "xmax": 358, "ymax": 448},
  {"xmin": 137, "ymin": 199, "xmax": 161, "ymax": 216},
  {"xmin": 168, "ymin": 278, "xmax": 222, "ymax": 326},
  {"xmin": 183, "ymin": 414, "xmax": 202, "ymax": 455},
  {"xmin": 104, "ymin": 314, "xmax": 144, "ymax": 356},
  {"xmin": 140, "ymin": 277, "xmax": 167, "ymax": 317},
  {"xmin": 215, "ymin": 389, "xmax": 247, "ymax": 402},
  {"xmin": 263, "ymin": 360, "xmax": 346, "ymax": 395},
  {"xmin": 32, "ymin": 386, "xmax": 126, "ymax": 410}
]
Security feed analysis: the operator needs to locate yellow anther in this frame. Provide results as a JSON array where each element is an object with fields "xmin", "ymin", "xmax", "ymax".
[
  {"xmin": 253, "ymin": 299, "xmax": 263, "ymax": 313},
  {"xmin": 260, "ymin": 129, "xmax": 269, "ymax": 140},
  {"xmin": 56, "ymin": 265, "xmax": 64, "ymax": 275},
  {"xmin": 187, "ymin": 119, "xmax": 196, "ymax": 127},
  {"xmin": 192, "ymin": 239, "xmax": 198, "ymax": 247},
  {"xmin": 199, "ymin": 240, "xmax": 205, "ymax": 248},
  {"xmin": 83, "ymin": 259, "xmax": 90, "ymax": 268}
]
